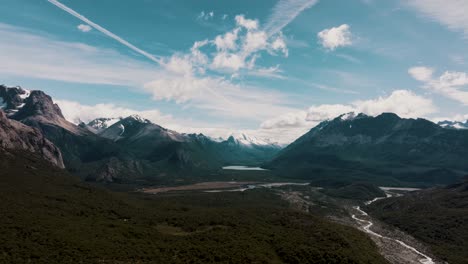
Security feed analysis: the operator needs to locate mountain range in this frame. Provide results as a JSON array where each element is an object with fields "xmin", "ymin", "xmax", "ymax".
[
  {"xmin": 437, "ymin": 120, "xmax": 468, "ymax": 130},
  {"xmin": 0, "ymin": 85, "xmax": 281, "ymax": 184},
  {"xmin": 268, "ymin": 112, "xmax": 468, "ymax": 186},
  {"xmin": 2, "ymin": 84, "xmax": 468, "ymax": 187}
]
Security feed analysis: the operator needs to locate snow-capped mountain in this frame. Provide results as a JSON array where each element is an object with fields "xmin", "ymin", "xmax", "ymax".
[
  {"xmin": 99, "ymin": 114, "xmax": 184, "ymax": 142},
  {"xmin": 227, "ymin": 133, "xmax": 280, "ymax": 148},
  {"xmin": 438, "ymin": 120, "xmax": 468, "ymax": 130},
  {"xmin": 0, "ymin": 85, "xmax": 31, "ymax": 116},
  {"xmin": 85, "ymin": 117, "xmax": 122, "ymax": 133}
]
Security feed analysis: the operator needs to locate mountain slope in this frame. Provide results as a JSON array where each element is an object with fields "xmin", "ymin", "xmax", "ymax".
[
  {"xmin": 0, "ymin": 85, "xmax": 134, "ymax": 181},
  {"xmin": 268, "ymin": 113, "xmax": 468, "ymax": 186},
  {"xmin": 0, "ymin": 149, "xmax": 388, "ymax": 264},
  {"xmin": 367, "ymin": 178, "xmax": 468, "ymax": 264},
  {"xmin": 0, "ymin": 110, "xmax": 64, "ymax": 168}
]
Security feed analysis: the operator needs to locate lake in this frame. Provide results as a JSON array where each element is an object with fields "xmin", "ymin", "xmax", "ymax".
[{"xmin": 222, "ymin": 166, "xmax": 267, "ymax": 171}]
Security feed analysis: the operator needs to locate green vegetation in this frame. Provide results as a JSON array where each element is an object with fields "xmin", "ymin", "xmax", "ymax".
[
  {"xmin": 367, "ymin": 180, "xmax": 468, "ymax": 264},
  {"xmin": 0, "ymin": 150, "xmax": 388, "ymax": 264},
  {"xmin": 320, "ymin": 182, "xmax": 386, "ymax": 201}
]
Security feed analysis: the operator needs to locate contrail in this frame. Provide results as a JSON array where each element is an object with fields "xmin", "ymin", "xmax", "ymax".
[
  {"xmin": 47, "ymin": 0, "xmax": 163, "ymax": 64},
  {"xmin": 264, "ymin": 0, "xmax": 319, "ymax": 37}
]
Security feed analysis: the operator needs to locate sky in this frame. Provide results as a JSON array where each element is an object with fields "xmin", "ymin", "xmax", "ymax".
[{"xmin": 1, "ymin": 0, "xmax": 468, "ymax": 143}]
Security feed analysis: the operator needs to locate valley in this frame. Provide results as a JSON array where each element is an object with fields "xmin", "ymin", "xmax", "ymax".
[
  {"xmin": 1, "ymin": 84, "xmax": 467, "ymax": 263},
  {"xmin": 2, "ymin": 1, "xmax": 468, "ymax": 263}
]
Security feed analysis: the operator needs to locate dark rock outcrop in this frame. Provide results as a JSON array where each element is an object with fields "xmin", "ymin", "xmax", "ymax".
[{"xmin": 0, "ymin": 110, "xmax": 64, "ymax": 168}]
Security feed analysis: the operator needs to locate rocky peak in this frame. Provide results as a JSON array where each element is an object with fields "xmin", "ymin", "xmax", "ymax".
[
  {"xmin": 0, "ymin": 85, "xmax": 31, "ymax": 116},
  {"xmin": 125, "ymin": 114, "xmax": 151, "ymax": 124},
  {"xmin": 13, "ymin": 90, "xmax": 64, "ymax": 120},
  {"xmin": 0, "ymin": 110, "xmax": 65, "ymax": 168},
  {"xmin": 86, "ymin": 117, "xmax": 122, "ymax": 134}
]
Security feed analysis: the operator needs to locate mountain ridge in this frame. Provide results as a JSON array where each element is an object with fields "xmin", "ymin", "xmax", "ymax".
[
  {"xmin": 268, "ymin": 112, "xmax": 468, "ymax": 186},
  {"xmin": 0, "ymin": 85, "xmax": 281, "ymax": 184}
]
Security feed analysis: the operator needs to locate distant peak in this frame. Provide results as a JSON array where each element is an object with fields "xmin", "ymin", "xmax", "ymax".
[
  {"xmin": 339, "ymin": 112, "xmax": 357, "ymax": 121},
  {"xmin": 127, "ymin": 114, "xmax": 150, "ymax": 123},
  {"xmin": 438, "ymin": 120, "xmax": 468, "ymax": 130},
  {"xmin": 337, "ymin": 112, "xmax": 368, "ymax": 121},
  {"xmin": 376, "ymin": 112, "xmax": 400, "ymax": 119},
  {"xmin": 228, "ymin": 132, "xmax": 279, "ymax": 147}
]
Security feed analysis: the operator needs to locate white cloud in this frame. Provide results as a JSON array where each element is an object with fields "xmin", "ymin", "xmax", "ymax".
[
  {"xmin": 318, "ymin": 24, "xmax": 352, "ymax": 50},
  {"xmin": 197, "ymin": 11, "xmax": 215, "ymax": 21},
  {"xmin": 409, "ymin": 66, "xmax": 468, "ymax": 105},
  {"xmin": 211, "ymin": 52, "xmax": 245, "ymax": 71},
  {"xmin": 264, "ymin": 0, "xmax": 319, "ymax": 36},
  {"xmin": 143, "ymin": 75, "xmax": 221, "ymax": 103},
  {"xmin": 214, "ymin": 29, "xmax": 239, "ymax": 51},
  {"xmin": 406, "ymin": 0, "xmax": 468, "ymax": 38},
  {"xmin": 77, "ymin": 24, "xmax": 92, "ymax": 32},
  {"xmin": 243, "ymin": 31, "xmax": 268, "ymax": 53},
  {"xmin": 408, "ymin": 66, "xmax": 434, "ymax": 81},
  {"xmin": 353, "ymin": 90, "xmax": 436, "ymax": 117},
  {"xmin": 261, "ymin": 90, "xmax": 436, "ymax": 131},
  {"xmin": 182, "ymin": 14, "xmax": 289, "ymax": 74},
  {"xmin": 235, "ymin": 15, "xmax": 258, "ymax": 30},
  {"xmin": 0, "ymin": 23, "xmax": 297, "ymax": 124},
  {"xmin": 55, "ymin": 100, "xmax": 176, "ymax": 126},
  {"xmin": 247, "ymin": 65, "xmax": 285, "ymax": 79},
  {"xmin": 271, "ymin": 36, "xmax": 288, "ymax": 56},
  {"xmin": 306, "ymin": 104, "xmax": 355, "ymax": 122},
  {"xmin": 0, "ymin": 23, "xmax": 157, "ymax": 86},
  {"xmin": 261, "ymin": 111, "xmax": 308, "ymax": 129},
  {"xmin": 162, "ymin": 54, "xmax": 194, "ymax": 76}
]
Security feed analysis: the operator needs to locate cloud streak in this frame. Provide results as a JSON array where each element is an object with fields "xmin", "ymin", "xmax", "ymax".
[
  {"xmin": 47, "ymin": 0, "xmax": 162, "ymax": 64},
  {"xmin": 406, "ymin": 0, "xmax": 468, "ymax": 38},
  {"xmin": 264, "ymin": 0, "xmax": 319, "ymax": 36},
  {"xmin": 409, "ymin": 66, "xmax": 468, "ymax": 105}
]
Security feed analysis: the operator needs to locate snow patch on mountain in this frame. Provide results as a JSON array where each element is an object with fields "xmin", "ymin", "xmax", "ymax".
[
  {"xmin": 118, "ymin": 124, "xmax": 125, "ymax": 136},
  {"xmin": 128, "ymin": 114, "xmax": 150, "ymax": 123},
  {"xmin": 86, "ymin": 117, "xmax": 122, "ymax": 132},
  {"xmin": 228, "ymin": 133, "xmax": 280, "ymax": 147},
  {"xmin": 18, "ymin": 89, "xmax": 30, "ymax": 100},
  {"xmin": 438, "ymin": 120, "xmax": 468, "ymax": 130},
  {"xmin": 340, "ymin": 112, "xmax": 357, "ymax": 121}
]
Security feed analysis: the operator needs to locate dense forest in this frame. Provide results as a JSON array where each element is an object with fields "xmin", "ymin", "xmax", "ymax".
[
  {"xmin": 0, "ymin": 150, "xmax": 388, "ymax": 264},
  {"xmin": 367, "ymin": 180, "xmax": 468, "ymax": 264}
]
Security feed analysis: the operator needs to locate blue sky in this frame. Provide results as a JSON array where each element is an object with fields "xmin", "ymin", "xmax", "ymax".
[{"xmin": 1, "ymin": 0, "xmax": 468, "ymax": 143}]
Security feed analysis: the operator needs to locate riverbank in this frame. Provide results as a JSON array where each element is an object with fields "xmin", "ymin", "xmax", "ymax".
[{"xmin": 351, "ymin": 191, "xmax": 437, "ymax": 264}]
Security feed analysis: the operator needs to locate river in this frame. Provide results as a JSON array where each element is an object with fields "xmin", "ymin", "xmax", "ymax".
[{"xmin": 352, "ymin": 191, "xmax": 435, "ymax": 264}]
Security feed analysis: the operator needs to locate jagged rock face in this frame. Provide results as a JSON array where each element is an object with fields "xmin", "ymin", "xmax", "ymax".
[
  {"xmin": 13, "ymin": 90, "xmax": 64, "ymax": 120},
  {"xmin": 0, "ymin": 110, "xmax": 65, "ymax": 168}
]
